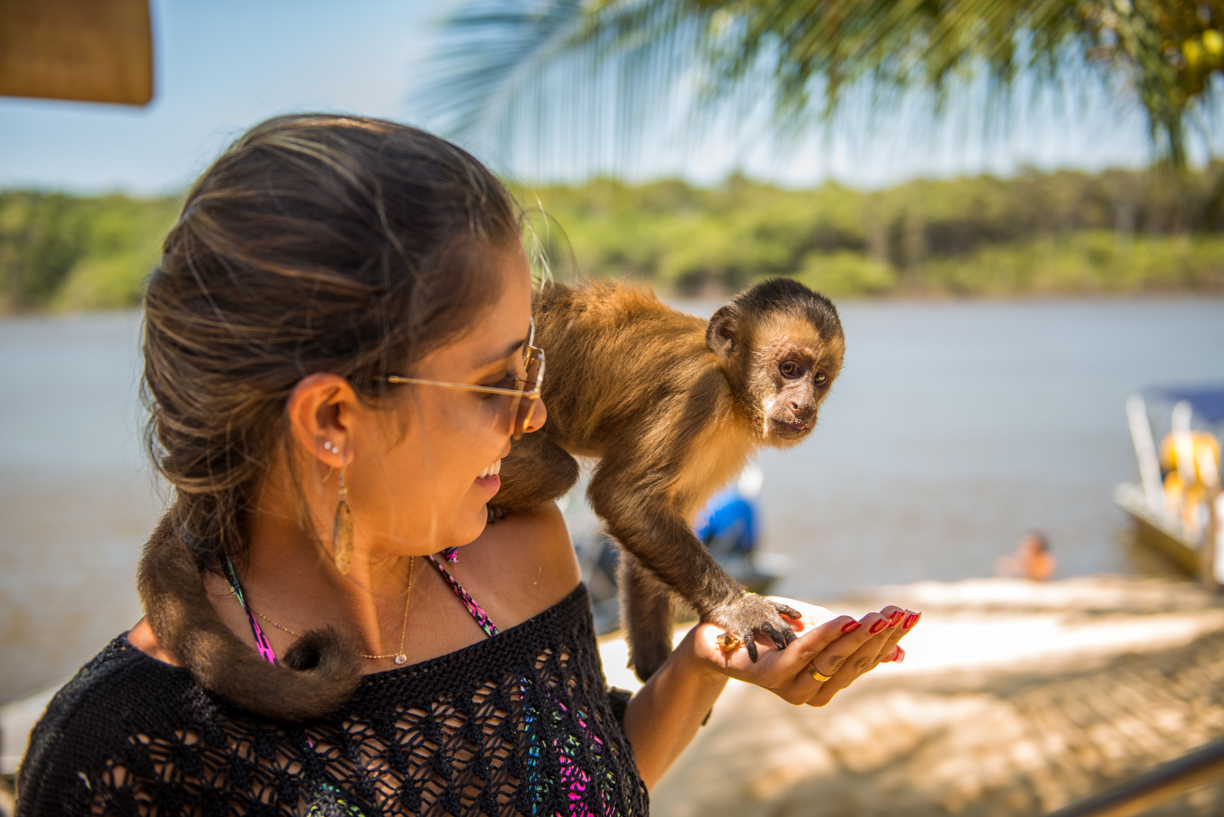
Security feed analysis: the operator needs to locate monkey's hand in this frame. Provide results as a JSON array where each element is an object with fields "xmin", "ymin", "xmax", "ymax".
[{"xmin": 706, "ymin": 592, "xmax": 800, "ymax": 663}]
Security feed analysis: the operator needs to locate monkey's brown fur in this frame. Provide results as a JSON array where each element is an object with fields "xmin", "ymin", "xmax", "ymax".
[
  {"xmin": 493, "ymin": 277, "xmax": 845, "ymax": 680},
  {"xmin": 138, "ymin": 516, "xmax": 363, "ymax": 720}
]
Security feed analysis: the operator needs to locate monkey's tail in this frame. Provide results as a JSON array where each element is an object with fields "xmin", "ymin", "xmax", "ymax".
[{"xmin": 137, "ymin": 515, "xmax": 362, "ymax": 720}]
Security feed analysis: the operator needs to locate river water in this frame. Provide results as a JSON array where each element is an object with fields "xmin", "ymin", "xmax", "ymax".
[{"xmin": 1, "ymin": 298, "xmax": 1222, "ymax": 704}]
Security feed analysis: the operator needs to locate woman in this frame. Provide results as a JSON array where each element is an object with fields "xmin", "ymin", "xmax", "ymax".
[{"xmin": 17, "ymin": 115, "xmax": 915, "ymax": 816}]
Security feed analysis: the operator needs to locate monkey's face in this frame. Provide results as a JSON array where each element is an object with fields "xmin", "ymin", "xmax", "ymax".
[
  {"xmin": 747, "ymin": 315, "xmax": 844, "ymax": 447},
  {"xmin": 707, "ymin": 278, "xmax": 845, "ymax": 448}
]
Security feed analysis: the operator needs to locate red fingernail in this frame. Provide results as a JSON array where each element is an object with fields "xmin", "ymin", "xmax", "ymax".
[
  {"xmin": 903, "ymin": 613, "xmax": 920, "ymax": 630},
  {"xmin": 841, "ymin": 620, "xmax": 861, "ymax": 634},
  {"xmin": 870, "ymin": 619, "xmax": 888, "ymax": 634},
  {"xmin": 889, "ymin": 610, "xmax": 905, "ymax": 627}
]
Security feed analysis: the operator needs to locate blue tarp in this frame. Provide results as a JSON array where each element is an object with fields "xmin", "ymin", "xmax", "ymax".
[{"xmin": 1145, "ymin": 386, "xmax": 1224, "ymax": 424}]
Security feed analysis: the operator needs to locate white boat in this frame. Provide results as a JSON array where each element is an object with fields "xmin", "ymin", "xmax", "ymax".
[{"xmin": 1116, "ymin": 387, "xmax": 1224, "ymax": 583}]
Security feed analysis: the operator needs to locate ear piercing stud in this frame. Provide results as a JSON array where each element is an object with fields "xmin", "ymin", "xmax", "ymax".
[{"xmin": 323, "ymin": 441, "xmax": 338, "ymax": 453}]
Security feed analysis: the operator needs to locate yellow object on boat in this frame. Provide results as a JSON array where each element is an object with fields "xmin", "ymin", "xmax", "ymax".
[{"xmin": 1160, "ymin": 431, "xmax": 1220, "ymax": 485}]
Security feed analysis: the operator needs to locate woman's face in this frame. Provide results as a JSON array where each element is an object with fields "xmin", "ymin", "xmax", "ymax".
[{"xmin": 350, "ymin": 243, "xmax": 543, "ymax": 557}]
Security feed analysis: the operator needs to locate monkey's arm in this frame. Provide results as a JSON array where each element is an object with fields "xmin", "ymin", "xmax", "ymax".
[{"xmin": 589, "ymin": 453, "xmax": 799, "ymax": 680}]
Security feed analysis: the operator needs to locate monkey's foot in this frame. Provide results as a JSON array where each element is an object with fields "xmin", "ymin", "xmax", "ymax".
[
  {"xmin": 486, "ymin": 504, "xmax": 508, "ymax": 524},
  {"xmin": 706, "ymin": 594, "xmax": 799, "ymax": 663},
  {"xmin": 628, "ymin": 636, "xmax": 675, "ymax": 683}
]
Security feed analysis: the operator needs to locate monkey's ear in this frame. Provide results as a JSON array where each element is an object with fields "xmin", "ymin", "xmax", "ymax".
[{"xmin": 706, "ymin": 304, "xmax": 739, "ymax": 360}]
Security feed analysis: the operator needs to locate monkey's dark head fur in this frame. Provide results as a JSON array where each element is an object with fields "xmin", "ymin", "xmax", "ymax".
[{"xmin": 705, "ymin": 277, "xmax": 844, "ymax": 447}]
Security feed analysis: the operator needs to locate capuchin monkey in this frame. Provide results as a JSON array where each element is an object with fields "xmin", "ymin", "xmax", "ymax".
[{"xmin": 491, "ymin": 277, "xmax": 845, "ymax": 681}]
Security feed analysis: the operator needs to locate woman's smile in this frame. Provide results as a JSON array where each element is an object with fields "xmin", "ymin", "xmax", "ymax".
[{"xmin": 476, "ymin": 457, "xmax": 503, "ymax": 495}]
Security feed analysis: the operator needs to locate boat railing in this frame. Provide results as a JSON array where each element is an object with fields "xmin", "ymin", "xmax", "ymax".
[
  {"xmin": 1044, "ymin": 735, "xmax": 1224, "ymax": 817},
  {"xmin": 1125, "ymin": 393, "xmax": 1165, "ymax": 516}
]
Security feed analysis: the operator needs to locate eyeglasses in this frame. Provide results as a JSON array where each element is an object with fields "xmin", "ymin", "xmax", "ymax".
[{"xmin": 385, "ymin": 321, "xmax": 545, "ymax": 439}]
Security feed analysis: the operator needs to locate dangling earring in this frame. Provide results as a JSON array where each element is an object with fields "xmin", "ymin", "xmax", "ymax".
[{"xmin": 332, "ymin": 460, "xmax": 354, "ymax": 575}]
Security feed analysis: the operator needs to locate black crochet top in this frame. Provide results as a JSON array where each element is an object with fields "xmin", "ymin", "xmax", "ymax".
[{"xmin": 16, "ymin": 583, "xmax": 648, "ymax": 816}]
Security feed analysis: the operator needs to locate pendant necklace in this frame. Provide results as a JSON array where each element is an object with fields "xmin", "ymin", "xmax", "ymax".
[{"xmin": 255, "ymin": 555, "xmax": 416, "ymax": 665}]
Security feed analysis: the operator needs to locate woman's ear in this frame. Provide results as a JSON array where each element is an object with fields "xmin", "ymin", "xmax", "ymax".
[{"xmin": 286, "ymin": 373, "xmax": 358, "ymax": 468}]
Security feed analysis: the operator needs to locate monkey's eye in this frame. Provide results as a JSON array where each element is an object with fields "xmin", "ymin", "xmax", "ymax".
[
  {"xmin": 814, "ymin": 372, "xmax": 828, "ymax": 385},
  {"xmin": 779, "ymin": 361, "xmax": 802, "ymax": 379}
]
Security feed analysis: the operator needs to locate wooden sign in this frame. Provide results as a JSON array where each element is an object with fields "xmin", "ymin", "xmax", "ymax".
[{"xmin": 0, "ymin": 0, "xmax": 153, "ymax": 106}]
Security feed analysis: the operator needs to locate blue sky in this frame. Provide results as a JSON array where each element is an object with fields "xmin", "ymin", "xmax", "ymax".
[
  {"xmin": 0, "ymin": 0, "xmax": 430, "ymax": 195},
  {"xmin": 0, "ymin": 1, "xmax": 1216, "ymax": 195}
]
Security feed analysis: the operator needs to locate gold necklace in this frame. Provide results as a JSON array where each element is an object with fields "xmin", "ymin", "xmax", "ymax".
[{"xmin": 255, "ymin": 555, "xmax": 416, "ymax": 665}]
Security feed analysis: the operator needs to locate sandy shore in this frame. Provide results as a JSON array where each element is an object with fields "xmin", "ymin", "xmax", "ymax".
[
  {"xmin": 3, "ymin": 575, "xmax": 1223, "ymax": 816},
  {"xmin": 645, "ymin": 576, "xmax": 1224, "ymax": 816}
]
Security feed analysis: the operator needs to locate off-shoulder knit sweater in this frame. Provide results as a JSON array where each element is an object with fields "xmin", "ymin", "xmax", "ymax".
[{"xmin": 16, "ymin": 583, "xmax": 648, "ymax": 816}]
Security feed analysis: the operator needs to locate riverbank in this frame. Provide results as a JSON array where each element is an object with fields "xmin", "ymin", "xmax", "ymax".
[
  {"xmin": 4, "ymin": 575, "xmax": 1222, "ymax": 815},
  {"xmin": 650, "ymin": 575, "xmax": 1224, "ymax": 816},
  {"xmin": 6, "ymin": 164, "xmax": 1224, "ymax": 312}
]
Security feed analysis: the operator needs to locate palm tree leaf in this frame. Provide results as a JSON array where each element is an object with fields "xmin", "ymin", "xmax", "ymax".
[{"xmin": 414, "ymin": 0, "xmax": 1224, "ymax": 174}]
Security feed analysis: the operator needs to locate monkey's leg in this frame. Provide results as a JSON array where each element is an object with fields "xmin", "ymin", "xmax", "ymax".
[
  {"xmin": 488, "ymin": 431, "xmax": 579, "ymax": 518},
  {"xmin": 617, "ymin": 551, "xmax": 676, "ymax": 682},
  {"xmin": 589, "ymin": 468, "xmax": 800, "ymax": 672}
]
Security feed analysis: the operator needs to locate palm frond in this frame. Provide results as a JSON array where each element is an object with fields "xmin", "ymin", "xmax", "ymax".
[
  {"xmin": 413, "ymin": 0, "xmax": 705, "ymax": 178},
  {"xmin": 413, "ymin": 0, "xmax": 1224, "ymax": 176}
]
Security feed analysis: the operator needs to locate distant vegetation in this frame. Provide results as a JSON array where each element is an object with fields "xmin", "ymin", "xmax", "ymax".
[
  {"xmin": 0, "ymin": 191, "xmax": 179, "ymax": 313},
  {"xmin": 524, "ymin": 164, "xmax": 1224, "ymax": 297},
  {"xmin": 3, "ymin": 164, "xmax": 1223, "ymax": 313}
]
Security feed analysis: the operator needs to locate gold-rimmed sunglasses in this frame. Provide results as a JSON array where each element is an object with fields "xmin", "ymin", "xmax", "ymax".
[{"xmin": 385, "ymin": 320, "xmax": 545, "ymax": 439}]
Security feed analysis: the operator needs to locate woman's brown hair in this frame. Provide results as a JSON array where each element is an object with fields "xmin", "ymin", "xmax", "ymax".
[{"xmin": 142, "ymin": 114, "xmax": 520, "ymax": 569}]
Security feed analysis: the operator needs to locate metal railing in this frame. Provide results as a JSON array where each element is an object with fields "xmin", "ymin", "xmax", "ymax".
[{"xmin": 1045, "ymin": 736, "xmax": 1224, "ymax": 817}]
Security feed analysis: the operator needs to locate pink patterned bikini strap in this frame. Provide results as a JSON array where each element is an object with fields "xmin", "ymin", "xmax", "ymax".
[
  {"xmin": 221, "ymin": 554, "xmax": 498, "ymax": 664},
  {"xmin": 222, "ymin": 556, "xmax": 279, "ymax": 666},
  {"xmin": 427, "ymin": 554, "xmax": 499, "ymax": 638}
]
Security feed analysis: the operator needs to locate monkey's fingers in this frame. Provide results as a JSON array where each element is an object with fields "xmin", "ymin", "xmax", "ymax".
[
  {"xmin": 744, "ymin": 633, "xmax": 760, "ymax": 663},
  {"xmin": 758, "ymin": 621, "xmax": 797, "ymax": 652},
  {"xmin": 772, "ymin": 601, "xmax": 802, "ymax": 620}
]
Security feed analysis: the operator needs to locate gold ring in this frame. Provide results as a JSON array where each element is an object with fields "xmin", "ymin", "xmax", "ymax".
[{"xmin": 806, "ymin": 662, "xmax": 832, "ymax": 683}]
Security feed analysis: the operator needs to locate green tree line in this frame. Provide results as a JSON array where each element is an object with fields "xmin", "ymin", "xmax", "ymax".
[
  {"xmin": 3, "ymin": 164, "xmax": 1223, "ymax": 313},
  {"xmin": 525, "ymin": 164, "xmax": 1224, "ymax": 297},
  {"xmin": 0, "ymin": 191, "xmax": 179, "ymax": 313}
]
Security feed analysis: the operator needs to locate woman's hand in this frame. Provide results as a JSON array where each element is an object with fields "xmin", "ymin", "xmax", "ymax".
[
  {"xmin": 690, "ymin": 597, "xmax": 919, "ymax": 707},
  {"xmin": 622, "ymin": 597, "xmax": 920, "ymax": 787}
]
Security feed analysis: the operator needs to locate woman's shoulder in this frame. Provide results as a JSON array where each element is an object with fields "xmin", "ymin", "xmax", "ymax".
[
  {"xmin": 17, "ymin": 636, "xmax": 201, "ymax": 814},
  {"xmin": 26, "ymin": 635, "xmax": 192, "ymax": 738},
  {"xmin": 476, "ymin": 501, "xmax": 580, "ymax": 587},
  {"xmin": 456, "ymin": 502, "xmax": 583, "ymax": 632},
  {"xmin": 495, "ymin": 500, "xmax": 576, "ymax": 560}
]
